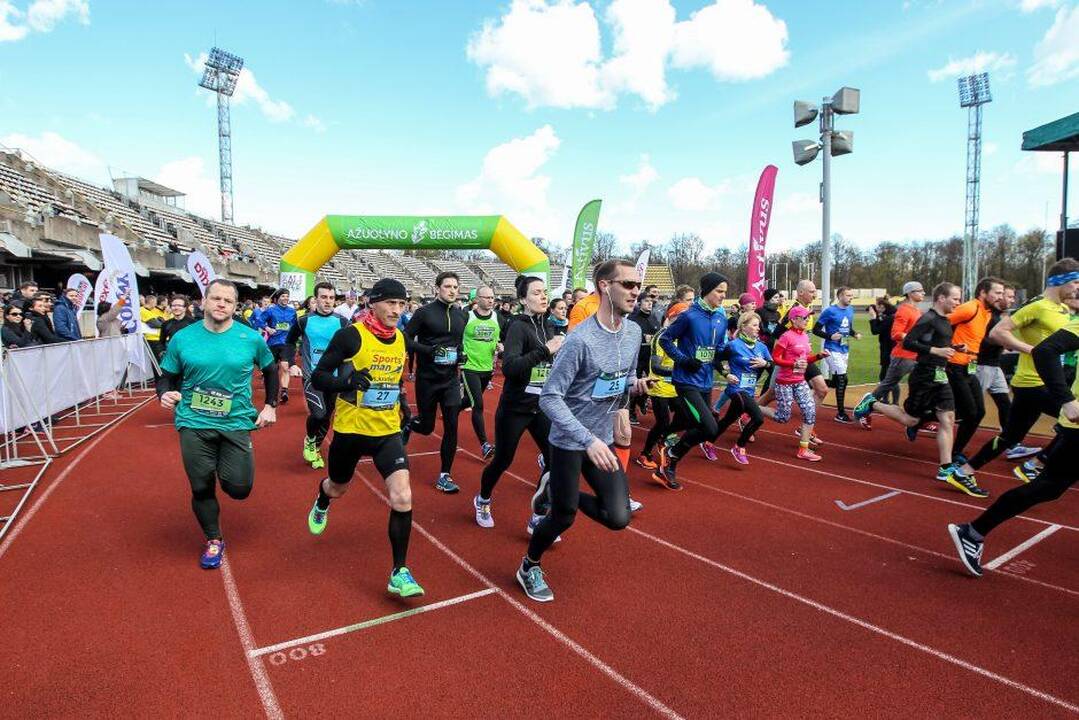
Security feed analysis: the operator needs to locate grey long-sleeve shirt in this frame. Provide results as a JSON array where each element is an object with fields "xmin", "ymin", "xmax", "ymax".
[{"xmin": 539, "ymin": 314, "xmax": 641, "ymax": 451}]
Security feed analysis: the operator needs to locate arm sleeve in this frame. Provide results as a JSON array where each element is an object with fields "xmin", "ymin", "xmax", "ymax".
[
  {"xmin": 902, "ymin": 314, "xmax": 935, "ymax": 354},
  {"xmin": 659, "ymin": 311, "xmax": 690, "ymax": 364},
  {"xmin": 812, "ymin": 308, "xmax": 831, "ymax": 339},
  {"xmin": 501, "ymin": 321, "xmax": 550, "ymax": 381},
  {"xmin": 311, "ymin": 326, "xmax": 362, "ymax": 393},
  {"xmin": 284, "ymin": 316, "xmax": 305, "ymax": 365},
  {"xmin": 1033, "ymin": 329, "xmax": 1079, "ymax": 406},
  {"xmin": 156, "ymin": 371, "xmax": 180, "ymax": 398},
  {"xmin": 261, "ymin": 364, "xmax": 281, "ymax": 406},
  {"xmin": 404, "ymin": 308, "xmax": 433, "ymax": 357},
  {"xmin": 537, "ymin": 335, "xmax": 594, "ymax": 449}
]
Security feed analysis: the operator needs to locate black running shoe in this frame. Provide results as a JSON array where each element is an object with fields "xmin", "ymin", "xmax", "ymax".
[
  {"xmin": 947, "ymin": 523, "xmax": 984, "ymax": 577},
  {"xmin": 279, "ymin": 390, "xmax": 289, "ymax": 405},
  {"xmin": 531, "ymin": 471, "xmax": 550, "ymax": 516}
]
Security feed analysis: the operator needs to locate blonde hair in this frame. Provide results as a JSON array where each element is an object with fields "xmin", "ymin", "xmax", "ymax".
[{"xmin": 738, "ymin": 311, "xmax": 761, "ymax": 331}]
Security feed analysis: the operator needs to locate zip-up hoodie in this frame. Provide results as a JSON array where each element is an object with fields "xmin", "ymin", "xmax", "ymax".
[
  {"xmin": 500, "ymin": 312, "xmax": 554, "ymax": 412},
  {"xmin": 660, "ymin": 298, "xmax": 728, "ymax": 390},
  {"xmin": 403, "ymin": 298, "xmax": 467, "ymax": 380}
]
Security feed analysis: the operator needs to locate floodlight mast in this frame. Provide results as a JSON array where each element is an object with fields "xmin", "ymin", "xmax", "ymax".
[
  {"xmin": 198, "ymin": 47, "xmax": 244, "ymax": 224},
  {"xmin": 957, "ymin": 72, "xmax": 991, "ymax": 300}
]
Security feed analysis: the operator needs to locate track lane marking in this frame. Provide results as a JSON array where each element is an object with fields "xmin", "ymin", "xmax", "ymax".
[
  {"xmin": 984, "ymin": 524, "xmax": 1063, "ymax": 571},
  {"xmin": 835, "ymin": 490, "xmax": 901, "ymax": 511},
  {"xmin": 221, "ymin": 557, "xmax": 284, "ymax": 720}
]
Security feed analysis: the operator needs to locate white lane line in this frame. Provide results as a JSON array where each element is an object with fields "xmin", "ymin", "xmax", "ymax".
[
  {"xmin": 355, "ymin": 470, "xmax": 685, "ymax": 720},
  {"xmin": 628, "ymin": 525, "xmax": 1079, "ymax": 715},
  {"xmin": 984, "ymin": 524, "xmax": 1063, "ymax": 571},
  {"xmin": 835, "ymin": 490, "xmax": 901, "ymax": 511},
  {"xmin": 249, "ymin": 588, "xmax": 498, "ymax": 657},
  {"xmin": 220, "ymin": 558, "xmax": 284, "ymax": 720}
]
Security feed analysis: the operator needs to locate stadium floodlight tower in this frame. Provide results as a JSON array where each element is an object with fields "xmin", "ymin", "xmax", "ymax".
[
  {"xmin": 198, "ymin": 47, "xmax": 244, "ymax": 224},
  {"xmin": 958, "ymin": 72, "xmax": 991, "ymax": 299},
  {"xmin": 792, "ymin": 87, "xmax": 859, "ymax": 306}
]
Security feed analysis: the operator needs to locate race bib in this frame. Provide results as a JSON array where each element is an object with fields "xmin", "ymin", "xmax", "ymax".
[
  {"xmin": 190, "ymin": 386, "xmax": 233, "ymax": 417},
  {"xmin": 361, "ymin": 383, "xmax": 400, "ymax": 410},
  {"xmin": 967, "ymin": 361, "xmax": 977, "ymax": 375},
  {"xmin": 740, "ymin": 372, "xmax": 758, "ymax": 389},
  {"xmin": 275, "ymin": 322, "xmax": 290, "ymax": 331},
  {"xmin": 434, "ymin": 347, "xmax": 458, "ymax": 365},
  {"xmin": 592, "ymin": 370, "xmax": 628, "ymax": 400},
  {"xmin": 526, "ymin": 363, "xmax": 551, "ymax": 395},
  {"xmin": 473, "ymin": 325, "xmax": 496, "ymax": 342},
  {"xmin": 934, "ymin": 367, "xmax": 947, "ymax": 384},
  {"xmin": 695, "ymin": 346, "xmax": 715, "ymax": 362}
]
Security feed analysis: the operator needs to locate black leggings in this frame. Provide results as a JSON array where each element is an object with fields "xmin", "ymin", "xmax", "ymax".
[
  {"xmin": 987, "ymin": 392, "xmax": 1011, "ymax": 431},
  {"xmin": 968, "ymin": 385, "xmax": 1061, "ymax": 470},
  {"xmin": 462, "ymin": 369, "xmax": 493, "ymax": 445},
  {"xmin": 527, "ymin": 446, "xmax": 631, "ymax": 562},
  {"xmin": 410, "ymin": 375, "xmax": 461, "ymax": 474},
  {"xmin": 714, "ymin": 391, "xmax": 765, "ymax": 448},
  {"xmin": 972, "ymin": 427, "xmax": 1077, "ymax": 536},
  {"xmin": 671, "ymin": 386, "xmax": 717, "ymax": 458},
  {"xmin": 642, "ymin": 396, "xmax": 673, "ymax": 456},
  {"xmin": 303, "ymin": 381, "xmax": 336, "ymax": 445},
  {"xmin": 479, "ymin": 405, "xmax": 551, "ymax": 500},
  {"xmin": 947, "ymin": 366, "xmax": 985, "ymax": 457},
  {"xmin": 179, "ymin": 429, "xmax": 254, "ymax": 540}
]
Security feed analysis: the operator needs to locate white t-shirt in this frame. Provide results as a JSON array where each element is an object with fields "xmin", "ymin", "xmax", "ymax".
[{"xmin": 334, "ymin": 303, "xmax": 359, "ymax": 322}]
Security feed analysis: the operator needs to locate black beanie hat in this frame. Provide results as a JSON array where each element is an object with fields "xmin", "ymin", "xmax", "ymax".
[
  {"xmin": 763, "ymin": 288, "xmax": 780, "ymax": 303},
  {"xmin": 367, "ymin": 278, "xmax": 408, "ymax": 304},
  {"xmin": 699, "ymin": 272, "xmax": 727, "ymax": 297}
]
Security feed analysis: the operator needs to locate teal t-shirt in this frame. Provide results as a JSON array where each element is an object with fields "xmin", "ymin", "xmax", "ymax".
[
  {"xmin": 160, "ymin": 321, "xmax": 275, "ymax": 431},
  {"xmin": 462, "ymin": 309, "xmax": 501, "ymax": 373}
]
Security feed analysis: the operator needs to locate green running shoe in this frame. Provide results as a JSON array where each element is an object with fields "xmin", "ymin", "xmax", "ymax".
[
  {"xmin": 388, "ymin": 567, "xmax": 425, "ymax": 597},
  {"xmin": 308, "ymin": 500, "xmax": 329, "ymax": 535},
  {"xmin": 303, "ymin": 437, "xmax": 319, "ymax": 464}
]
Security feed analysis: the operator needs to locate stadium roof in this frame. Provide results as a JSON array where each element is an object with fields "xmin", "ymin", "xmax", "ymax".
[
  {"xmin": 1022, "ymin": 112, "xmax": 1079, "ymax": 152},
  {"xmin": 117, "ymin": 176, "xmax": 185, "ymax": 198}
]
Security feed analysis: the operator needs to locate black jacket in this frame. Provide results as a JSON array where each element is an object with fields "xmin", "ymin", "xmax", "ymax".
[
  {"xmin": 2, "ymin": 321, "xmax": 36, "ymax": 348},
  {"xmin": 757, "ymin": 303, "xmax": 782, "ymax": 346},
  {"xmin": 161, "ymin": 316, "xmax": 197, "ymax": 348},
  {"xmin": 26, "ymin": 309, "xmax": 63, "ymax": 344},
  {"xmin": 628, "ymin": 309, "xmax": 658, "ymax": 366},
  {"xmin": 869, "ymin": 308, "xmax": 897, "ymax": 360},
  {"xmin": 403, "ymin": 299, "xmax": 467, "ymax": 380},
  {"xmin": 500, "ymin": 313, "xmax": 553, "ymax": 412}
]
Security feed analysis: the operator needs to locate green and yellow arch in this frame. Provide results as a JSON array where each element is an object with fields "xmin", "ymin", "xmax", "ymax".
[{"xmin": 279, "ymin": 215, "xmax": 549, "ymax": 296}]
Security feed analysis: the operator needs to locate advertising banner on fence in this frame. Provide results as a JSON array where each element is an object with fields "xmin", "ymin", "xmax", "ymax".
[
  {"xmin": 635, "ymin": 249, "xmax": 650, "ymax": 282},
  {"xmin": 94, "ymin": 271, "xmax": 110, "ymax": 306},
  {"xmin": 66, "ymin": 273, "xmax": 93, "ymax": 316},
  {"xmin": 746, "ymin": 165, "xmax": 778, "ymax": 305},
  {"xmin": 570, "ymin": 199, "xmax": 601, "ymax": 291},
  {"xmin": 186, "ymin": 251, "xmax": 217, "ymax": 298},
  {"xmin": 98, "ymin": 233, "xmax": 140, "ymax": 334}
]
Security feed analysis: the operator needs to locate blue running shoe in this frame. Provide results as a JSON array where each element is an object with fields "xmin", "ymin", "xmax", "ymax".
[
  {"xmin": 435, "ymin": 473, "xmax": 459, "ymax": 494},
  {"xmin": 905, "ymin": 425, "xmax": 918, "ymax": 442},
  {"xmin": 516, "ymin": 562, "xmax": 554, "ymax": 603},
  {"xmin": 853, "ymin": 392, "xmax": 876, "ymax": 420},
  {"xmin": 200, "ymin": 539, "xmax": 225, "ymax": 569}
]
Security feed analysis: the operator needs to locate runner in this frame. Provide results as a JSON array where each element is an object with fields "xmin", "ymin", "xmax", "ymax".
[
  {"xmin": 461, "ymin": 285, "xmax": 501, "ymax": 460},
  {"xmin": 306, "ymin": 278, "xmax": 424, "ymax": 598},
  {"xmin": 286, "ymin": 282, "xmax": 349, "ymax": 470},
  {"xmin": 157, "ymin": 279, "xmax": 278, "ymax": 569},
  {"xmin": 948, "ymin": 319, "xmax": 1079, "ymax": 576},
  {"xmin": 474, "ymin": 275, "xmax": 558, "ymax": 530},
  {"xmin": 403, "ymin": 271, "xmax": 467, "ymax": 493},
  {"xmin": 546, "ymin": 297, "xmax": 569, "ymax": 336},
  {"xmin": 813, "ymin": 286, "xmax": 861, "ymax": 423},
  {"xmin": 654, "ymin": 272, "xmax": 729, "ymax": 489},
  {"xmin": 636, "ymin": 302, "xmax": 687, "ymax": 470},
  {"xmin": 854, "ymin": 282, "xmax": 988, "ymax": 496},
  {"xmin": 628, "ymin": 294, "xmax": 657, "ymax": 424},
  {"xmin": 517, "ymin": 259, "xmax": 650, "ymax": 603},
  {"xmin": 714, "ymin": 311, "xmax": 771, "ymax": 464},
  {"xmin": 252, "ymin": 288, "xmax": 298, "ymax": 405},
  {"xmin": 952, "ymin": 258, "xmax": 1079, "ymax": 484},
  {"xmin": 760, "ymin": 305, "xmax": 827, "ymax": 461},
  {"xmin": 865, "ymin": 281, "xmax": 925, "ymax": 428}
]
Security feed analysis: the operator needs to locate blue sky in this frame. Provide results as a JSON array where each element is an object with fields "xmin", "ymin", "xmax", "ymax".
[{"xmin": 0, "ymin": 0, "xmax": 1075, "ymax": 254}]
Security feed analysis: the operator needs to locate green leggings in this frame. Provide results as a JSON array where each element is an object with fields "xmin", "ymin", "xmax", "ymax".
[{"xmin": 179, "ymin": 428, "xmax": 255, "ymax": 540}]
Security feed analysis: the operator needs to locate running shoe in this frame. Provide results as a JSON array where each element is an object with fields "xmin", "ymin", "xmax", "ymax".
[
  {"xmin": 200, "ymin": 539, "xmax": 225, "ymax": 569},
  {"xmin": 308, "ymin": 501, "xmax": 329, "ymax": 535},
  {"xmin": 635, "ymin": 453, "xmax": 658, "ymax": 470},
  {"xmin": 435, "ymin": 473, "xmax": 460, "ymax": 494},
  {"xmin": 1004, "ymin": 445, "xmax": 1041, "ymax": 461},
  {"xmin": 516, "ymin": 563, "xmax": 553, "ymax": 603},
  {"xmin": 730, "ymin": 446, "xmax": 749, "ymax": 465},
  {"xmin": 699, "ymin": 442, "xmax": 719, "ymax": 461},
  {"xmin": 834, "ymin": 412, "xmax": 853, "ymax": 424},
  {"xmin": 853, "ymin": 393, "xmax": 876, "ymax": 420},
  {"xmin": 905, "ymin": 425, "xmax": 919, "ymax": 442},
  {"xmin": 937, "ymin": 465, "xmax": 989, "ymax": 498},
  {"xmin": 629, "ymin": 497, "xmax": 643, "ymax": 513},
  {"xmin": 530, "ymin": 471, "xmax": 551, "ymax": 515},
  {"xmin": 537, "ymin": 452, "xmax": 546, "ymax": 473},
  {"xmin": 526, "ymin": 513, "xmax": 561, "ymax": 542},
  {"xmin": 303, "ymin": 437, "xmax": 319, "ymax": 463},
  {"xmin": 651, "ymin": 466, "xmax": 682, "ymax": 491},
  {"xmin": 796, "ymin": 446, "xmax": 822, "ymax": 462},
  {"xmin": 481, "ymin": 442, "xmax": 495, "ymax": 461},
  {"xmin": 279, "ymin": 390, "xmax": 289, "ymax": 405},
  {"xmin": 947, "ymin": 523, "xmax": 984, "ymax": 577},
  {"xmin": 793, "ymin": 427, "xmax": 823, "ymax": 447},
  {"xmin": 858, "ymin": 415, "xmax": 873, "ymax": 431},
  {"xmin": 951, "ymin": 452, "xmax": 969, "ymax": 467},
  {"xmin": 663, "ymin": 433, "xmax": 678, "ymax": 449},
  {"xmin": 919, "ymin": 422, "xmax": 939, "ymax": 435},
  {"xmin": 387, "ymin": 567, "xmax": 425, "ymax": 598},
  {"xmin": 473, "ymin": 494, "xmax": 494, "ymax": 528},
  {"xmin": 1013, "ymin": 462, "xmax": 1041, "ymax": 484}
]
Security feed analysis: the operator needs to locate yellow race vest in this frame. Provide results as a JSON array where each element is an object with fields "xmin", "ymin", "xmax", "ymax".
[
  {"xmin": 333, "ymin": 323, "xmax": 406, "ymax": 437},
  {"xmin": 648, "ymin": 332, "xmax": 677, "ymax": 399}
]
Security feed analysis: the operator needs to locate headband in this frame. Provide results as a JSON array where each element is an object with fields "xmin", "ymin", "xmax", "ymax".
[{"xmin": 1047, "ymin": 271, "xmax": 1079, "ymax": 287}]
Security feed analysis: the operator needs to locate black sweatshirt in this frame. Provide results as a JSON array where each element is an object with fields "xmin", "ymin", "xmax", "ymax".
[
  {"xmin": 977, "ymin": 308, "xmax": 1005, "ymax": 367},
  {"xmin": 902, "ymin": 308, "xmax": 953, "ymax": 366},
  {"xmin": 1033, "ymin": 328, "xmax": 1079, "ymax": 407},
  {"xmin": 499, "ymin": 313, "xmax": 553, "ymax": 412},
  {"xmin": 403, "ymin": 299, "xmax": 467, "ymax": 380}
]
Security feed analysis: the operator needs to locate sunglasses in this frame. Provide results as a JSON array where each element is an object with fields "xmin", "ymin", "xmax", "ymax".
[
  {"xmin": 612, "ymin": 280, "xmax": 642, "ymax": 290},
  {"xmin": 7, "ymin": 313, "xmax": 22, "ymax": 318}
]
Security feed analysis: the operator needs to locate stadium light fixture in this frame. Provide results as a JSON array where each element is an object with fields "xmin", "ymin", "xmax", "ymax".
[
  {"xmin": 198, "ymin": 47, "xmax": 245, "ymax": 224},
  {"xmin": 794, "ymin": 101, "xmax": 818, "ymax": 128},
  {"xmin": 792, "ymin": 140, "xmax": 821, "ymax": 166},
  {"xmin": 957, "ymin": 72, "xmax": 992, "ymax": 299}
]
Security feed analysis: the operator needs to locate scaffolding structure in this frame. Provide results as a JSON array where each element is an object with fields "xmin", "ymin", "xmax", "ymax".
[{"xmin": 958, "ymin": 72, "xmax": 992, "ymax": 299}]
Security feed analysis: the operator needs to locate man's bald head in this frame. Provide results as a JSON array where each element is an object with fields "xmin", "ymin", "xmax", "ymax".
[
  {"xmin": 474, "ymin": 285, "xmax": 496, "ymax": 312},
  {"xmin": 796, "ymin": 279, "xmax": 816, "ymax": 305}
]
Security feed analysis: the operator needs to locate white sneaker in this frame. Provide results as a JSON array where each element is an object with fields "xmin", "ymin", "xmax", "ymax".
[
  {"xmin": 629, "ymin": 497, "xmax": 643, "ymax": 513},
  {"xmin": 1004, "ymin": 445, "xmax": 1041, "ymax": 461},
  {"xmin": 473, "ymin": 494, "xmax": 494, "ymax": 528}
]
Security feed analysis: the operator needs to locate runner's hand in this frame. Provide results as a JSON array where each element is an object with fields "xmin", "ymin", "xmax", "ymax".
[
  {"xmin": 159, "ymin": 391, "xmax": 181, "ymax": 410},
  {"xmin": 632, "ymin": 377, "xmax": 652, "ymax": 395},
  {"xmin": 831, "ymin": 332, "xmax": 842, "ymax": 341},
  {"xmin": 348, "ymin": 368, "xmax": 373, "ymax": 391},
  {"xmin": 749, "ymin": 357, "xmax": 767, "ymax": 368},
  {"xmin": 930, "ymin": 346, "xmax": 955, "ymax": 359},
  {"xmin": 288, "ymin": 365, "xmax": 302, "ymax": 377},
  {"xmin": 546, "ymin": 335, "xmax": 564, "ymax": 354},
  {"xmin": 586, "ymin": 437, "xmax": 619, "ymax": 472},
  {"xmin": 1062, "ymin": 400, "xmax": 1079, "ymax": 424},
  {"xmin": 726, "ymin": 374, "xmax": 739, "ymax": 385},
  {"xmin": 819, "ymin": 349, "xmax": 831, "ymax": 358},
  {"xmin": 256, "ymin": 405, "xmax": 276, "ymax": 429}
]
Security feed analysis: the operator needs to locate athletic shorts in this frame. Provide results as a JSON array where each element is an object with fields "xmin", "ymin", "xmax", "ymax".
[
  {"xmin": 416, "ymin": 374, "xmax": 462, "ymax": 410},
  {"xmin": 976, "ymin": 364, "xmax": 1009, "ymax": 396},
  {"xmin": 824, "ymin": 352, "xmax": 849, "ymax": 375},
  {"xmin": 804, "ymin": 360, "xmax": 822, "ymax": 382},
  {"xmin": 270, "ymin": 344, "xmax": 292, "ymax": 363},
  {"xmin": 903, "ymin": 365, "xmax": 955, "ymax": 418},
  {"xmin": 328, "ymin": 431, "xmax": 409, "ymax": 483}
]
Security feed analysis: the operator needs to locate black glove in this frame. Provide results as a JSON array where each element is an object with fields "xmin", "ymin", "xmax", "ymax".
[
  {"xmin": 680, "ymin": 357, "xmax": 703, "ymax": 373},
  {"xmin": 348, "ymin": 367, "xmax": 373, "ymax": 391},
  {"xmin": 457, "ymin": 351, "xmax": 468, "ymax": 367}
]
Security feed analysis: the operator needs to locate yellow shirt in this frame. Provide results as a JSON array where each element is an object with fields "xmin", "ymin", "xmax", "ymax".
[
  {"xmin": 140, "ymin": 307, "xmax": 165, "ymax": 341},
  {"xmin": 648, "ymin": 332, "xmax": 676, "ymax": 399},
  {"xmin": 1010, "ymin": 297, "xmax": 1071, "ymax": 388},
  {"xmin": 333, "ymin": 323, "xmax": 406, "ymax": 437}
]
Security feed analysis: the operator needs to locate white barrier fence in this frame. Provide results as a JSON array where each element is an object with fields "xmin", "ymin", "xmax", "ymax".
[{"xmin": 0, "ymin": 334, "xmax": 156, "ymax": 436}]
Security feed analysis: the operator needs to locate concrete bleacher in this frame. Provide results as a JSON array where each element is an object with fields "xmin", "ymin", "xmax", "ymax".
[
  {"xmin": 52, "ymin": 172, "xmax": 175, "ymax": 249},
  {"xmin": 0, "ymin": 155, "xmax": 90, "ymax": 224},
  {"xmin": 396, "ymin": 255, "xmax": 437, "ymax": 288},
  {"xmin": 643, "ymin": 264, "xmax": 676, "ymax": 296},
  {"xmin": 472, "ymin": 260, "xmax": 518, "ymax": 294},
  {"xmin": 438, "ymin": 259, "xmax": 482, "ymax": 292}
]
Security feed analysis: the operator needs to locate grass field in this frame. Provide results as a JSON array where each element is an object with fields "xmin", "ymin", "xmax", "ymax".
[{"xmin": 835, "ymin": 315, "xmax": 882, "ymax": 385}]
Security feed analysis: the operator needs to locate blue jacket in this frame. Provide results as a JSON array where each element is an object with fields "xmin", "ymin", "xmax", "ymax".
[
  {"xmin": 660, "ymin": 300, "xmax": 728, "ymax": 390},
  {"xmin": 254, "ymin": 304, "xmax": 297, "ymax": 347},
  {"xmin": 53, "ymin": 296, "xmax": 81, "ymax": 341},
  {"xmin": 721, "ymin": 335, "xmax": 772, "ymax": 397}
]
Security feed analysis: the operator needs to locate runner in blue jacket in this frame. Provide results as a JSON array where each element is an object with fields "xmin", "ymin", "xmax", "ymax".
[{"xmin": 252, "ymin": 288, "xmax": 298, "ymax": 405}]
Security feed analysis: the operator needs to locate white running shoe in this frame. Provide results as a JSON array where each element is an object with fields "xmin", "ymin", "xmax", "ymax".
[
  {"xmin": 473, "ymin": 494, "xmax": 494, "ymax": 528},
  {"xmin": 629, "ymin": 498, "xmax": 643, "ymax": 513},
  {"xmin": 1004, "ymin": 445, "xmax": 1041, "ymax": 461}
]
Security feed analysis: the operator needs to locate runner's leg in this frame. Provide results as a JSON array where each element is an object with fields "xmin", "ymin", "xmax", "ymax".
[{"xmin": 179, "ymin": 428, "xmax": 223, "ymax": 539}]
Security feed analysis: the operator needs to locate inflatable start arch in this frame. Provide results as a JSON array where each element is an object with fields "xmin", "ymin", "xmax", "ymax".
[{"xmin": 279, "ymin": 215, "xmax": 550, "ymax": 297}]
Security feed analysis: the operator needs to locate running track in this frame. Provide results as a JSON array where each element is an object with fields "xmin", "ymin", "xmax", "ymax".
[{"xmin": 1, "ymin": 380, "xmax": 1077, "ymax": 718}]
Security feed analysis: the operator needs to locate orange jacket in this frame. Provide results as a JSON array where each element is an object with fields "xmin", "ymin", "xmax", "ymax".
[
  {"xmin": 568, "ymin": 292, "xmax": 600, "ymax": 330},
  {"xmin": 890, "ymin": 302, "xmax": 921, "ymax": 360},
  {"xmin": 948, "ymin": 299, "xmax": 990, "ymax": 366}
]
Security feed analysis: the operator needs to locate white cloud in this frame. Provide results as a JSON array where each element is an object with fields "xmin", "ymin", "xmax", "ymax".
[
  {"xmin": 456, "ymin": 125, "xmax": 562, "ymax": 237},
  {"xmin": 0, "ymin": 130, "xmax": 106, "ymax": 181},
  {"xmin": 0, "ymin": 2, "xmax": 28, "ymax": 42},
  {"xmin": 667, "ymin": 176, "xmax": 730, "ymax": 211},
  {"xmin": 984, "ymin": 141, "xmax": 999, "ymax": 156},
  {"xmin": 467, "ymin": 0, "xmax": 789, "ymax": 111},
  {"xmin": 619, "ymin": 154, "xmax": 658, "ymax": 198},
  {"xmin": 153, "ymin": 157, "xmax": 220, "ymax": 218},
  {"xmin": 302, "ymin": 115, "xmax": 326, "ymax": 133},
  {"xmin": 1027, "ymin": 6, "xmax": 1079, "ymax": 86},
  {"xmin": 927, "ymin": 51, "xmax": 1016, "ymax": 82},
  {"xmin": 1018, "ymin": 0, "xmax": 1061, "ymax": 12},
  {"xmin": 1014, "ymin": 151, "xmax": 1065, "ymax": 176},
  {"xmin": 184, "ymin": 52, "xmax": 297, "ymax": 124},
  {"xmin": 0, "ymin": 0, "xmax": 87, "ymax": 42}
]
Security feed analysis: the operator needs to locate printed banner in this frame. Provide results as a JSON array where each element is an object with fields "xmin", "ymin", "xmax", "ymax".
[
  {"xmin": 635, "ymin": 249, "xmax": 651, "ymax": 283},
  {"xmin": 98, "ymin": 233, "xmax": 140, "ymax": 334},
  {"xmin": 278, "ymin": 272, "xmax": 307, "ymax": 298},
  {"xmin": 570, "ymin": 199, "xmax": 602, "ymax": 291},
  {"xmin": 66, "ymin": 273, "xmax": 93, "ymax": 316},
  {"xmin": 746, "ymin": 165, "xmax": 778, "ymax": 305},
  {"xmin": 186, "ymin": 251, "xmax": 217, "ymax": 298}
]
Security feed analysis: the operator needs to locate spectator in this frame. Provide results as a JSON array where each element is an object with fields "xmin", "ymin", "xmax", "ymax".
[
  {"xmin": 868, "ymin": 295, "xmax": 898, "ymax": 394},
  {"xmin": 546, "ymin": 297, "xmax": 569, "ymax": 337},
  {"xmin": 10, "ymin": 281, "xmax": 38, "ymax": 312},
  {"xmin": 561, "ymin": 290, "xmax": 573, "ymax": 306},
  {"xmin": 140, "ymin": 294, "xmax": 166, "ymax": 356},
  {"xmin": 27, "ymin": 294, "xmax": 63, "ymax": 344},
  {"xmin": 96, "ymin": 297, "xmax": 127, "ymax": 337},
  {"xmin": 334, "ymin": 289, "xmax": 360, "ymax": 321},
  {"xmin": 2, "ymin": 304, "xmax": 36, "ymax": 348},
  {"xmin": 53, "ymin": 288, "xmax": 83, "ymax": 341},
  {"xmin": 160, "ymin": 295, "xmax": 196, "ymax": 349}
]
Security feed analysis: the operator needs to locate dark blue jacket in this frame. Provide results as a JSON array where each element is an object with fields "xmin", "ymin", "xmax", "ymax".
[
  {"xmin": 52, "ymin": 296, "xmax": 82, "ymax": 341},
  {"xmin": 253, "ymin": 304, "xmax": 297, "ymax": 347},
  {"xmin": 660, "ymin": 300, "xmax": 728, "ymax": 390}
]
